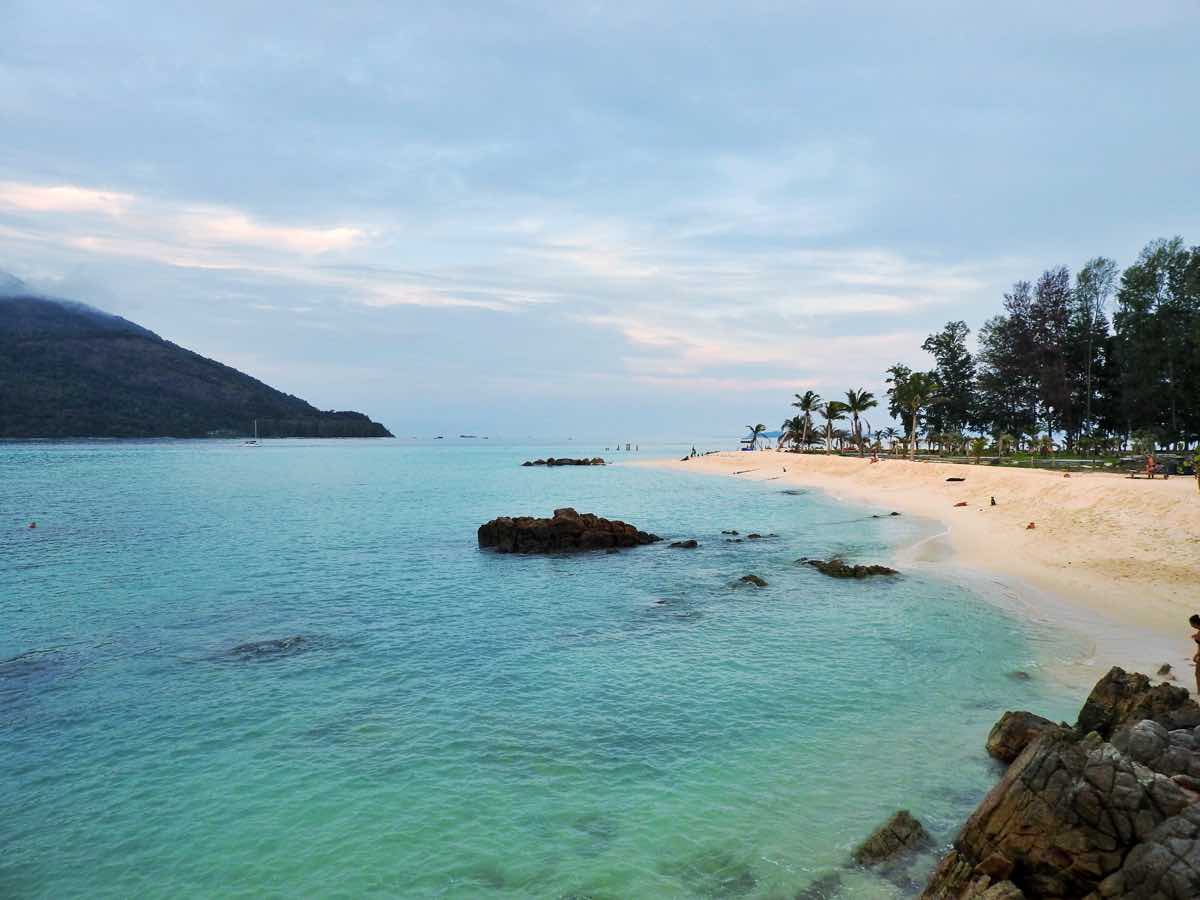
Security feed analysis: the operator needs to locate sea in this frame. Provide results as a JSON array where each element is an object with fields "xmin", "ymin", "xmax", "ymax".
[{"xmin": 1, "ymin": 439, "xmax": 1084, "ymax": 899}]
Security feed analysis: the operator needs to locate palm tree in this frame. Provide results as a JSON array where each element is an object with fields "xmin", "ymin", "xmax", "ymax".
[
  {"xmin": 745, "ymin": 423, "xmax": 767, "ymax": 450},
  {"xmin": 894, "ymin": 373, "xmax": 939, "ymax": 461},
  {"xmin": 993, "ymin": 432, "xmax": 1014, "ymax": 457},
  {"xmin": 791, "ymin": 391, "xmax": 822, "ymax": 451},
  {"xmin": 844, "ymin": 388, "xmax": 879, "ymax": 456},
  {"xmin": 818, "ymin": 401, "xmax": 848, "ymax": 454},
  {"xmin": 1036, "ymin": 434, "xmax": 1055, "ymax": 457},
  {"xmin": 880, "ymin": 426, "xmax": 899, "ymax": 454},
  {"xmin": 780, "ymin": 415, "xmax": 805, "ymax": 449}
]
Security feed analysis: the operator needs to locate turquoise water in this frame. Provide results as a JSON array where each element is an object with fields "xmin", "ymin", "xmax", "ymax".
[{"xmin": 1, "ymin": 440, "xmax": 1079, "ymax": 898}]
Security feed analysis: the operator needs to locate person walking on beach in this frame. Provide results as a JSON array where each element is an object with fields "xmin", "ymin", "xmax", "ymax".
[{"xmin": 1191, "ymin": 614, "xmax": 1200, "ymax": 695}]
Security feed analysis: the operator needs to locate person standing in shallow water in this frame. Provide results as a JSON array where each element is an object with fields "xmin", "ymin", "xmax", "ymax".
[{"xmin": 1191, "ymin": 614, "xmax": 1200, "ymax": 695}]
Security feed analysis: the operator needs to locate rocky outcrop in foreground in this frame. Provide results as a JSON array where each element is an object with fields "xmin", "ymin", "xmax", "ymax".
[
  {"xmin": 521, "ymin": 457, "xmax": 605, "ymax": 467},
  {"xmin": 921, "ymin": 666, "xmax": 1200, "ymax": 899},
  {"xmin": 477, "ymin": 507, "xmax": 660, "ymax": 553}
]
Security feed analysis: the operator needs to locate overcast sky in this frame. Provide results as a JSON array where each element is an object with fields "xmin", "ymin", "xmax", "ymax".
[{"xmin": 3, "ymin": 1, "xmax": 1198, "ymax": 439}]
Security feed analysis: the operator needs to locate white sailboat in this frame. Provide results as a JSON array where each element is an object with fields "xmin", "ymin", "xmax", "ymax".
[{"xmin": 244, "ymin": 419, "xmax": 259, "ymax": 446}]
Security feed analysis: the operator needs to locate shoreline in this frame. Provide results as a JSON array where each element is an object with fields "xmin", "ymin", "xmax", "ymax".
[{"xmin": 635, "ymin": 450, "xmax": 1200, "ymax": 692}]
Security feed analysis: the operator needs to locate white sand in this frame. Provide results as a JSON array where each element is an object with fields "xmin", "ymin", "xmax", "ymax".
[{"xmin": 640, "ymin": 450, "xmax": 1200, "ymax": 688}]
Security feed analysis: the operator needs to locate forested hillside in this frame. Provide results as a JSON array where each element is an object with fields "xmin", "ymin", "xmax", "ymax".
[{"xmin": 0, "ymin": 286, "xmax": 392, "ymax": 439}]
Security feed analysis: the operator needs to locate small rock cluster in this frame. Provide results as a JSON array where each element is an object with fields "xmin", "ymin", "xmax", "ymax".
[{"xmin": 799, "ymin": 557, "xmax": 899, "ymax": 579}]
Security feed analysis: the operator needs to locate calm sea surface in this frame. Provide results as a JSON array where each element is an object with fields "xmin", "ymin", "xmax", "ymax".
[{"xmin": 1, "ymin": 440, "xmax": 1080, "ymax": 898}]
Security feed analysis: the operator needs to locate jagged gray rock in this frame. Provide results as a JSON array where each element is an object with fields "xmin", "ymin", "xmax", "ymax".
[
  {"xmin": 1076, "ymin": 666, "xmax": 1200, "ymax": 739},
  {"xmin": 922, "ymin": 666, "xmax": 1200, "ymax": 899}
]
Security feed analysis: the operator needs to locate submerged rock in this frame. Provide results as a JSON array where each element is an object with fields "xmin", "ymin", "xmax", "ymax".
[
  {"xmin": 853, "ymin": 810, "xmax": 933, "ymax": 866},
  {"xmin": 229, "ymin": 635, "xmax": 307, "ymax": 658},
  {"xmin": 739, "ymin": 574, "xmax": 768, "ymax": 587},
  {"xmin": 477, "ymin": 507, "xmax": 660, "ymax": 554},
  {"xmin": 669, "ymin": 539, "xmax": 699, "ymax": 549},
  {"xmin": 799, "ymin": 558, "xmax": 898, "ymax": 579}
]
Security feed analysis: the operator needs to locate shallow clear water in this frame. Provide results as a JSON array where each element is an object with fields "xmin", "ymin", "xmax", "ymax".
[{"xmin": 1, "ymin": 440, "xmax": 1080, "ymax": 898}]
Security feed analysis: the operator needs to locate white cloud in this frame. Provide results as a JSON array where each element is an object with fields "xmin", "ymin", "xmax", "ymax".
[{"xmin": 0, "ymin": 181, "xmax": 133, "ymax": 216}]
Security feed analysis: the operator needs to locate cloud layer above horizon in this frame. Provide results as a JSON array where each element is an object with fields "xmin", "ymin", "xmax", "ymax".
[{"xmin": 3, "ymin": 1, "xmax": 1198, "ymax": 438}]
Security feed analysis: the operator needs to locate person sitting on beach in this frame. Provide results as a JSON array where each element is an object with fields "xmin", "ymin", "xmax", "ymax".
[{"xmin": 1191, "ymin": 614, "xmax": 1200, "ymax": 695}]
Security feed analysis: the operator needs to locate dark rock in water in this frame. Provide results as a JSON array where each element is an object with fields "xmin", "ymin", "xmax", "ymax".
[
  {"xmin": 721, "ymin": 529, "xmax": 739, "ymax": 535},
  {"xmin": 1157, "ymin": 662, "xmax": 1173, "ymax": 677},
  {"xmin": 521, "ymin": 457, "xmax": 605, "ymax": 467},
  {"xmin": 889, "ymin": 511, "xmax": 901, "ymax": 516},
  {"xmin": 229, "ymin": 636, "xmax": 307, "ymax": 658},
  {"xmin": 725, "ymin": 538, "xmax": 743, "ymax": 543},
  {"xmin": 477, "ymin": 507, "xmax": 660, "ymax": 554},
  {"xmin": 669, "ymin": 539, "xmax": 699, "ymax": 549},
  {"xmin": 739, "ymin": 574, "xmax": 767, "ymax": 587},
  {"xmin": 1076, "ymin": 666, "xmax": 1200, "ymax": 739},
  {"xmin": 800, "ymin": 558, "xmax": 898, "ymax": 579},
  {"xmin": 853, "ymin": 810, "xmax": 932, "ymax": 865},
  {"xmin": 986, "ymin": 710, "xmax": 1061, "ymax": 764},
  {"xmin": 1006, "ymin": 670, "xmax": 1032, "ymax": 681},
  {"xmin": 747, "ymin": 533, "xmax": 763, "ymax": 540},
  {"xmin": 781, "ymin": 489, "xmax": 807, "ymax": 496}
]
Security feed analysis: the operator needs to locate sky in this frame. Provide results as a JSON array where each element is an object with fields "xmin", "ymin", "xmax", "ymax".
[{"xmin": 3, "ymin": 1, "xmax": 1198, "ymax": 440}]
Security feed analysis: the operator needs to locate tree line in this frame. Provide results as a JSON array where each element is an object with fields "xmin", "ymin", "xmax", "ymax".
[{"xmin": 763, "ymin": 236, "xmax": 1200, "ymax": 458}]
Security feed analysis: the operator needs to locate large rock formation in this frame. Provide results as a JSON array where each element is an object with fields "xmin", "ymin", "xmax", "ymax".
[
  {"xmin": 1076, "ymin": 667, "xmax": 1200, "ymax": 739},
  {"xmin": 477, "ymin": 507, "xmax": 660, "ymax": 554},
  {"xmin": 921, "ymin": 667, "xmax": 1200, "ymax": 899}
]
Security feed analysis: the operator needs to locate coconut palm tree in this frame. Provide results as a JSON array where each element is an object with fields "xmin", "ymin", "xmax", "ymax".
[
  {"xmin": 818, "ymin": 401, "xmax": 848, "ymax": 454},
  {"xmin": 791, "ymin": 390, "xmax": 822, "ymax": 451},
  {"xmin": 844, "ymin": 388, "xmax": 879, "ymax": 456},
  {"xmin": 993, "ymin": 432, "xmax": 1015, "ymax": 457},
  {"xmin": 745, "ymin": 423, "xmax": 767, "ymax": 450},
  {"xmin": 780, "ymin": 415, "xmax": 806, "ymax": 450},
  {"xmin": 894, "ymin": 373, "xmax": 939, "ymax": 461},
  {"xmin": 880, "ymin": 426, "xmax": 899, "ymax": 454}
]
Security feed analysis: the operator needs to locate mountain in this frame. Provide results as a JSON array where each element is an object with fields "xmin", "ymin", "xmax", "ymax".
[{"xmin": 0, "ymin": 284, "xmax": 393, "ymax": 439}]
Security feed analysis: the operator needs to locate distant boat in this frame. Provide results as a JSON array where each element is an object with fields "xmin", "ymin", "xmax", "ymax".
[{"xmin": 244, "ymin": 419, "xmax": 259, "ymax": 446}]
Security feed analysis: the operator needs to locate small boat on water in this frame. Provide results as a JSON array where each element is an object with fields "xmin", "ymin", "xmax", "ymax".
[{"xmin": 244, "ymin": 419, "xmax": 260, "ymax": 446}]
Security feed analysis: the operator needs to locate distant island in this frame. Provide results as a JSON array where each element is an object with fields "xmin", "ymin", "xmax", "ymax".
[{"xmin": 0, "ymin": 278, "xmax": 392, "ymax": 439}]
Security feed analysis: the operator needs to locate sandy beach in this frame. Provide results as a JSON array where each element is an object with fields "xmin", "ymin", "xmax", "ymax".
[{"xmin": 643, "ymin": 450, "xmax": 1200, "ymax": 687}]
